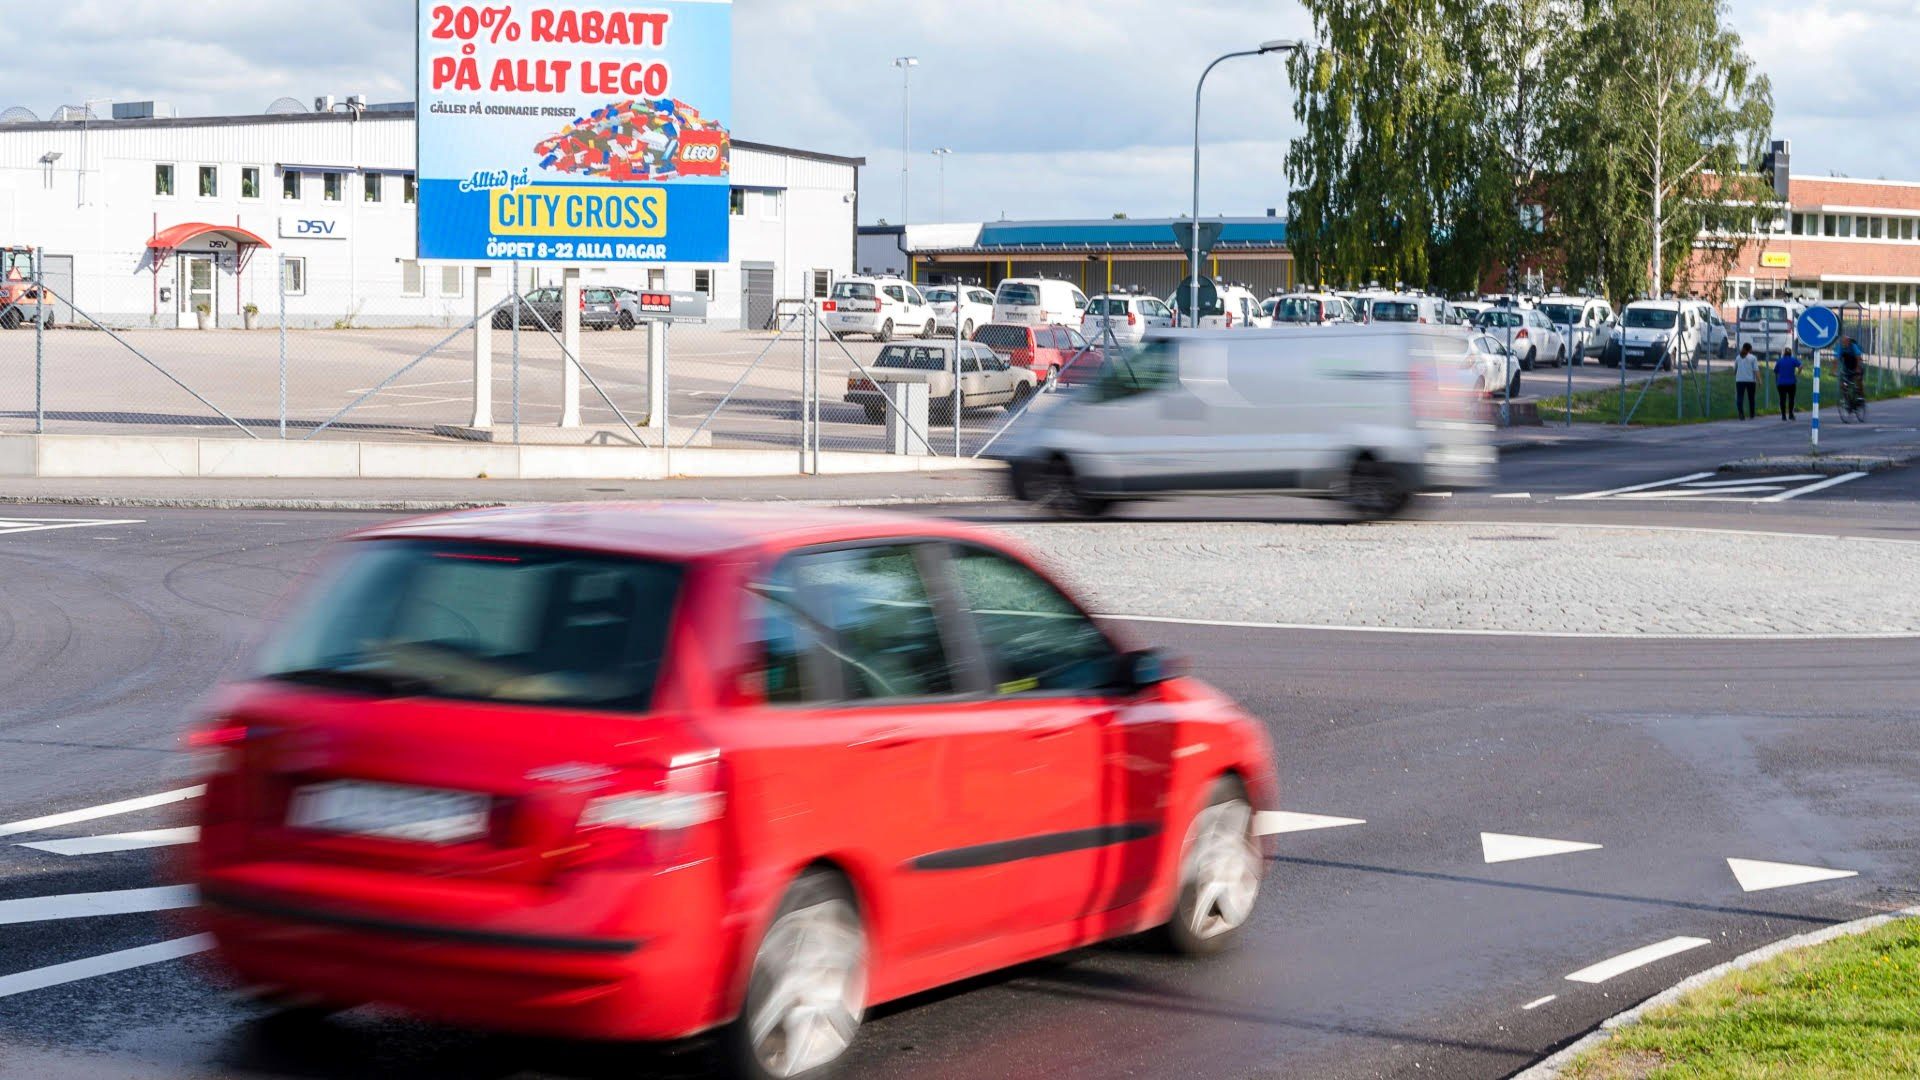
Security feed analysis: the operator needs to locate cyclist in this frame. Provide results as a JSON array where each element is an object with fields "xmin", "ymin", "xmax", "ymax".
[{"xmin": 1837, "ymin": 336, "xmax": 1867, "ymax": 419}]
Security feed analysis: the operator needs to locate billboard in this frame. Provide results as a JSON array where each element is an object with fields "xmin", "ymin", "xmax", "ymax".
[{"xmin": 416, "ymin": 1, "xmax": 733, "ymax": 263}]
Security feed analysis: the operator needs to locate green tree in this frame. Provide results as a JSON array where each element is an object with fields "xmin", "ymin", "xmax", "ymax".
[{"xmin": 1544, "ymin": 0, "xmax": 1773, "ymax": 299}]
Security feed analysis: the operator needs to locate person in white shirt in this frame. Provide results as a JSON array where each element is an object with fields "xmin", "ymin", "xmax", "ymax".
[{"xmin": 1733, "ymin": 343, "xmax": 1759, "ymax": 420}]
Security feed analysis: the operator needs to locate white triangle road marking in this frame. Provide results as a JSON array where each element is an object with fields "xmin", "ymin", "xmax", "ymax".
[
  {"xmin": 0, "ymin": 786, "xmax": 205, "ymax": 839},
  {"xmin": 18, "ymin": 827, "xmax": 200, "ymax": 857},
  {"xmin": 1481, "ymin": 832, "xmax": 1604, "ymax": 864},
  {"xmin": 1254, "ymin": 811, "xmax": 1366, "ymax": 837},
  {"xmin": 0, "ymin": 934, "xmax": 214, "ymax": 1001},
  {"xmin": 1727, "ymin": 858, "xmax": 1860, "ymax": 893}
]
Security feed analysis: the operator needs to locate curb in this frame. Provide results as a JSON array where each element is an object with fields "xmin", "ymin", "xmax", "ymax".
[
  {"xmin": 1514, "ymin": 905, "xmax": 1920, "ymax": 1079},
  {"xmin": 0, "ymin": 492, "xmax": 1012, "ymax": 514},
  {"xmin": 1721, "ymin": 450, "xmax": 1917, "ymax": 476}
]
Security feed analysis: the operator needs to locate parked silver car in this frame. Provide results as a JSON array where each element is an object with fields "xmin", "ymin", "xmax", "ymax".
[{"xmin": 845, "ymin": 342, "xmax": 1039, "ymax": 424}]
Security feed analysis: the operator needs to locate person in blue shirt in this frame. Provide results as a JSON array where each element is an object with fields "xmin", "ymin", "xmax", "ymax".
[{"xmin": 1775, "ymin": 348, "xmax": 1801, "ymax": 421}]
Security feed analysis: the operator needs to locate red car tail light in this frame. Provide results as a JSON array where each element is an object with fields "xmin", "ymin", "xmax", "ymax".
[
  {"xmin": 187, "ymin": 721, "xmax": 249, "ymax": 778},
  {"xmin": 571, "ymin": 754, "xmax": 725, "ymax": 869}
]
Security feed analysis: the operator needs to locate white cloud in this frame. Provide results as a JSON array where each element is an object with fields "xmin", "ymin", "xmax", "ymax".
[{"xmin": 3, "ymin": 0, "xmax": 1911, "ymax": 218}]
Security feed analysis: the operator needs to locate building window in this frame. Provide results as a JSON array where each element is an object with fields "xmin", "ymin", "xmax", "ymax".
[
  {"xmin": 241, "ymin": 167, "xmax": 261, "ymax": 199},
  {"xmin": 759, "ymin": 190, "xmax": 782, "ymax": 220},
  {"xmin": 400, "ymin": 260, "xmax": 424, "ymax": 297},
  {"xmin": 1904, "ymin": 219, "xmax": 1916, "ymax": 242},
  {"xmin": 440, "ymin": 266, "xmax": 464, "ymax": 298},
  {"xmin": 647, "ymin": 268, "xmax": 667, "ymax": 290},
  {"xmin": 323, "ymin": 173, "xmax": 342, "ymax": 202},
  {"xmin": 1790, "ymin": 213, "xmax": 1806, "ymax": 236},
  {"xmin": 693, "ymin": 268, "xmax": 714, "ymax": 298},
  {"xmin": 284, "ymin": 170, "xmax": 301, "ymax": 199},
  {"xmin": 1871, "ymin": 217, "xmax": 1885, "ymax": 240},
  {"xmin": 1903, "ymin": 285, "xmax": 1915, "ymax": 306},
  {"xmin": 198, "ymin": 166, "xmax": 218, "ymax": 198},
  {"xmin": 155, "ymin": 164, "xmax": 175, "ymax": 197},
  {"xmin": 812, "ymin": 269, "xmax": 832, "ymax": 298},
  {"xmin": 281, "ymin": 257, "xmax": 307, "ymax": 297},
  {"xmin": 364, "ymin": 174, "xmax": 382, "ymax": 203},
  {"xmin": 1824, "ymin": 214, "xmax": 1837, "ymax": 237},
  {"xmin": 729, "ymin": 188, "xmax": 746, "ymax": 216},
  {"xmin": 403, "ymin": 174, "xmax": 417, "ymax": 204},
  {"xmin": 1855, "ymin": 216, "xmax": 1869, "ymax": 238}
]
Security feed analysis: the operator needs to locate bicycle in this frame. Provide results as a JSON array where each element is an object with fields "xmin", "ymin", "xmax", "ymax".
[{"xmin": 1839, "ymin": 372, "xmax": 1868, "ymax": 424}]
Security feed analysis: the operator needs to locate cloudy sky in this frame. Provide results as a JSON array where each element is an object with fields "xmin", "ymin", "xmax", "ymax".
[{"xmin": 5, "ymin": 0, "xmax": 1915, "ymax": 224}]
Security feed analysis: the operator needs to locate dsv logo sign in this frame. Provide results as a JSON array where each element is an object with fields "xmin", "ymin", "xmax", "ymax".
[{"xmin": 295, "ymin": 220, "xmax": 338, "ymax": 236}]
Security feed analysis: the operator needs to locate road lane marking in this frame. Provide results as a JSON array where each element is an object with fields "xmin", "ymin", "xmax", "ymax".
[
  {"xmin": 0, "ymin": 934, "xmax": 214, "ymax": 1001},
  {"xmin": 1615, "ymin": 486, "xmax": 1786, "ymax": 498},
  {"xmin": 18, "ymin": 827, "xmax": 199, "ymax": 857},
  {"xmin": 1565, "ymin": 937, "xmax": 1711, "ymax": 984},
  {"xmin": 1522, "ymin": 995, "xmax": 1557, "ymax": 1011},
  {"xmin": 0, "ymin": 518, "xmax": 145, "ymax": 538},
  {"xmin": 1097, "ymin": 612, "xmax": 1920, "ymax": 642},
  {"xmin": 1761, "ymin": 472, "xmax": 1868, "ymax": 503},
  {"xmin": 1685, "ymin": 475, "xmax": 1824, "ymax": 488},
  {"xmin": 1561, "ymin": 473, "xmax": 1716, "ymax": 501},
  {"xmin": 0, "ymin": 786, "xmax": 205, "ymax": 839},
  {"xmin": 1481, "ymin": 833, "xmax": 1604, "ymax": 864},
  {"xmin": 1491, "ymin": 493, "xmax": 1532, "ymax": 500},
  {"xmin": 0, "ymin": 885, "xmax": 197, "ymax": 926},
  {"xmin": 1254, "ymin": 811, "xmax": 1366, "ymax": 836},
  {"xmin": 1727, "ymin": 858, "xmax": 1859, "ymax": 893}
]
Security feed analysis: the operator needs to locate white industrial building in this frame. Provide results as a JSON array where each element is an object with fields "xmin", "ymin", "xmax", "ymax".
[{"xmin": 0, "ymin": 102, "xmax": 864, "ymax": 329}]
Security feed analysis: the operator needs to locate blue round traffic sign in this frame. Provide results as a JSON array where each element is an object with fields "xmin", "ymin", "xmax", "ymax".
[{"xmin": 1797, "ymin": 305, "xmax": 1840, "ymax": 350}]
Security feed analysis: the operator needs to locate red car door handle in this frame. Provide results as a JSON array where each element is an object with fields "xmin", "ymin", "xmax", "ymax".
[{"xmin": 850, "ymin": 727, "xmax": 912, "ymax": 750}]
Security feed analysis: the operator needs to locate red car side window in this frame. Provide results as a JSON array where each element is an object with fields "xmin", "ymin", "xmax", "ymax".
[{"xmin": 750, "ymin": 544, "xmax": 958, "ymax": 705}]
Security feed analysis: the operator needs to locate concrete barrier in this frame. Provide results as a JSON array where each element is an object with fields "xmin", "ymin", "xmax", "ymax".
[{"xmin": 0, "ymin": 434, "xmax": 999, "ymax": 482}]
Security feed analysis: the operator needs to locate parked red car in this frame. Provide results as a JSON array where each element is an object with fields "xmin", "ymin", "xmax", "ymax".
[
  {"xmin": 973, "ymin": 322, "xmax": 1105, "ymax": 387},
  {"xmin": 191, "ymin": 504, "xmax": 1276, "ymax": 1079}
]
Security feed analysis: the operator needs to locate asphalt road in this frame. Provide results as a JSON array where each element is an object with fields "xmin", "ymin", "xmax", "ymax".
[{"xmin": 0, "ymin": 434, "xmax": 1915, "ymax": 1079}]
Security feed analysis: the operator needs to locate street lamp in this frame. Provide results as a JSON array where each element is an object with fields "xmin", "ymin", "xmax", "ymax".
[
  {"xmin": 1189, "ymin": 40, "xmax": 1301, "ymax": 325},
  {"xmin": 893, "ymin": 57, "xmax": 919, "ymax": 230},
  {"xmin": 931, "ymin": 147, "xmax": 953, "ymax": 221}
]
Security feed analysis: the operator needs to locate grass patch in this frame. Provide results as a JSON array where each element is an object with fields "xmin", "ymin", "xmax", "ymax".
[
  {"xmin": 1564, "ymin": 917, "xmax": 1920, "ymax": 1079},
  {"xmin": 1537, "ymin": 364, "xmax": 1920, "ymax": 427}
]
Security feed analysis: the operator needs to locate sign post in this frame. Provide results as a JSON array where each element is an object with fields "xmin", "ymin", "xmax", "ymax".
[
  {"xmin": 1796, "ymin": 306, "xmax": 1839, "ymax": 452},
  {"xmin": 415, "ymin": 1, "xmax": 734, "ymax": 266}
]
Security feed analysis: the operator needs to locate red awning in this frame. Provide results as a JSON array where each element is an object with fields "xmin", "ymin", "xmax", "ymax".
[{"xmin": 147, "ymin": 223, "xmax": 272, "ymax": 253}]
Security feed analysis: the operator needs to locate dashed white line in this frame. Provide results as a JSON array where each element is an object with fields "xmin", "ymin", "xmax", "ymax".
[
  {"xmin": 1522, "ymin": 995, "xmax": 1557, "ymax": 1011},
  {"xmin": 1491, "ymin": 493, "xmax": 1532, "ymax": 500},
  {"xmin": 1761, "ymin": 471, "xmax": 1869, "ymax": 503},
  {"xmin": 1564, "ymin": 937, "xmax": 1711, "ymax": 984},
  {"xmin": 0, "ymin": 885, "xmax": 198, "ymax": 926},
  {"xmin": 1254, "ymin": 811, "xmax": 1367, "ymax": 836},
  {"xmin": 18, "ymin": 827, "xmax": 200, "ymax": 857},
  {"xmin": 0, "ymin": 786, "xmax": 205, "ymax": 839},
  {"xmin": 0, "ymin": 934, "xmax": 214, "ymax": 1001}
]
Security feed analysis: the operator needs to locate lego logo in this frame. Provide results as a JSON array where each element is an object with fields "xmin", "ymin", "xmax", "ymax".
[{"xmin": 682, "ymin": 145, "xmax": 720, "ymax": 163}]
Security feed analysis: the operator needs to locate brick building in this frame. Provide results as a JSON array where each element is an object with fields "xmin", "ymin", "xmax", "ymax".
[{"xmin": 1684, "ymin": 175, "xmax": 1920, "ymax": 307}]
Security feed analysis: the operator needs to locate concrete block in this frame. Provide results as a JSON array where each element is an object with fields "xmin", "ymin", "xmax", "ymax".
[
  {"xmin": 360, "ymin": 442, "xmax": 522, "ymax": 480},
  {"xmin": 0, "ymin": 436, "xmax": 36, "ymax": 477},
  {"xmin": 517, "ymin": 445, "xmax": 670, "ymax": 480},
  {"xmin": 199, "ymin": 439, "xmax": 360, "ymax": 479},
  {"xmin": 36, "ymin": 435, "xmax": 199, "ymax": 478}
]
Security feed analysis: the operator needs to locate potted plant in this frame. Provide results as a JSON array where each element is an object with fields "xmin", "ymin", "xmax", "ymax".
[
  {"xmin": 243, "ymin": 302, "xmax": 260, "ymax": 330},
  {"xmin": 194, "ymin": 302, "xmax": 212, "ymax": 331}
]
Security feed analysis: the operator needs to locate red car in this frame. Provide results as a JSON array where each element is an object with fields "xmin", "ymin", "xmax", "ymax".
[
  {"xmin": 190, "ymin": 504, "xmax": 1276, "ymax": 1079},
  {"xmin": 973, "ymin": 322, "xmax": 1105, "ymax": 387}
]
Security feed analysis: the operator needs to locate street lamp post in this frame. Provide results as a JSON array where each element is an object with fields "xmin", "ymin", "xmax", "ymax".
[
  {"xmin": 1190, "ymin": 40, "xmax": 1301, "ymax": 325},
  {"xmin": 932, "ymin": 147, "xmax": 953, "ymax": 222},
  {"xmin": 893, "ymin": 57, "xmax": 919, "ymax": 230}
]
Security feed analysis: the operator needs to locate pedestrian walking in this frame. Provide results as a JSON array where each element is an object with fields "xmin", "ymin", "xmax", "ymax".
[
  {"xmin": 1775, "ymin": 347, "xmax": 1801, "ymax": 421},
  {"xmin": 1734, "ymin": 343, "xmax": 1759, "ymax": 420}
]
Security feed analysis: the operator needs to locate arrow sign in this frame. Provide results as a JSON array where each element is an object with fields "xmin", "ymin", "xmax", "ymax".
[
  {"xmin": 1254, "ymin": 811, "xmax": 1366, "ymax": 836},
  {"xmin": 1727, "ymin": 858, "xmax": 1858, "ymax": 893},
  {"xmin": 1797, "ymin": 305, "xmax": 1840, "ymax": 350},
  {"xmin": 1481, "ymin": 832, "xmax": 1604, "ymax": 864}
]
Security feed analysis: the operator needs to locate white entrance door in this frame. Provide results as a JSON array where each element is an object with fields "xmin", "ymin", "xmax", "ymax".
[{"xmin": 178, "ymin": 255, "xmax": 217, "ymax": 327}]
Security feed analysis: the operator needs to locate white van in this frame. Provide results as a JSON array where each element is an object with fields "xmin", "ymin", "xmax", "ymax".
[
  {"xmin": 825, "ymin": 276, "xmax": 938, "ymax": 341},
  {"xmin": 1537, "ymin": 295, "xmax": 1615, "ymax": 361},
  {"xmin": 1606, "ymin": 300, "xmax": 1702, "ymax": 369},
  {"xmin": 1170, "ymin": 281, "xmax": 1269, "ymax": 329},
  {"xmin": 992, "ymin": 278, "xmax": 1089, "ymax": 327},
  {"xmin": 991, "ymin": 325, "xmax": 1496, "ymax": 519},
  {"xmin": 1367, "ymin": 294, "xmax": 1451, "ymax": 325},
  {"xmin": 1736, "ymin": 299, "xmax": 1803, "ymax": 356},
  {"xmin": 1269, "ymin": 292, "xmax": 1353, "ymax": 326}
]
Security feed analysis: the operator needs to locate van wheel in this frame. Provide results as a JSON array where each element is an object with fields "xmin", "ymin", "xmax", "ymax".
[
  {"xmin": 962, "ymin": 320, "xmax": 975, "ymax": 339},
  {"xmin": 920, "ymin": 320, "xmax": 936, "ymax": 339},
  {"xmin": 1161, "ymin": 777, "xmax": 1262, "ymax": 957},
  {"xmin": 876, "ymin": 320, "xmax": 893, "ymax": 343},
  {"xmin": 726, "ymin": 871, "xmax": 867, "ymax": 1080},
  {"xmin": 1025, "ymin": 457, "xmax": 1109, "ymax": 518},
  {"xmin": 1344, "ymin": 458, "xmax": 1409, "ymax": 521}
]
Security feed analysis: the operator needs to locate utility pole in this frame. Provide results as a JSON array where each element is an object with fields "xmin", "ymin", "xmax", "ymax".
[
  {"xmin": 932, "ymin": 147, "xmax": 953, "ymax": 221},
  {"xmin": 893, "ymin": 58, "xmax": 918, "ymax": 230}
]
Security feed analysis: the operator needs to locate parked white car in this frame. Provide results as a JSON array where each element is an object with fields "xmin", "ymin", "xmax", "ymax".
[
  {"xmin": 1605, "ymin": 300, "xmax": 1703, "ymax": 370},
  {"xmin": 826, "ymin": 276, "xmax": 938, "ymax": 341},
  {"xmin": 1536, "ymin": 295, "xmax": 1615, "ymax": 363},
  {"xmin": 1175, "ymin": 283, "xmax": 1270, "ymax": 329},
  {"xmin": 1082, "ymin": 293, "xmax": 1176, "ymax": 344},
  {"xmin": 1736, "ymin": 299, "xmax": 1804, "ymax": 356},
  {"xmin": 1268, "ymin": 291, "xmax": 1353, "ymax": 326},
  {"xmin": 1465, "ymin": 333, "xmax": 1524, "ymax": 398},
  {"xmin": 1368, "ymin": 294, "xmax": 1452, "ymax": 325},
  {"xmin": 1684, "ymin": 300, "xmax": 1733, "ymax": 359},
  {"xmin": 1477, "ymin": 305, "xmax": 1570, "ymax": 369},
  {"xmin": 925, "ymin": 285, "xmax": 995, "ymax": 339},
  {"xmin": 992, "ymin": 278, "xmax": 1088, "ymax": 328}
]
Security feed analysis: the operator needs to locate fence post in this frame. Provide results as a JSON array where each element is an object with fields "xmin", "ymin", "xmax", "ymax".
[
  {"xmin": 471, "ymin": 265, "xmax": 494, "ymax": 430},
  {"xmin": 662, "ymin": 320, "xmax": 673, "ymax": 475},
  {"xmin": 511, "ymin": 262, "xmax": 522, "ymax": 445},
  {"xmin": 954, "ymin": 287, "xmax": 965, "ymax": 458},
  {"xmin": 32, "ymin": 247, "xmax": 44, "ymax": 435},
  {"xmin": 278, "ymin": 254, "xmax": 289, "ymax": 438},
  {"xmin": 1618, "ymin": 340, "xmax": 1627, "ymax": 425}
]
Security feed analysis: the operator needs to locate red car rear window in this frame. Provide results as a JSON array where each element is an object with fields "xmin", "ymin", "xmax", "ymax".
[{"xmin": 973, "ymin": 325, "xmax": 1031, "ymax": 352}]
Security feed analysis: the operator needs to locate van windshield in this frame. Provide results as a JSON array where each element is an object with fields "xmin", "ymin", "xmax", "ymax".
[
  {"xmin": 831, "ymin": 282, "xmax": 876, "ymax": 301},
  {"xmin": 1086, "ymin": 298, "xmax": 1127, "ymax": 316},
  {"xmin": 1539, "ymin": 304, "xmax": 1581, "ymax": 324},
  {"xmin": 1624, "ymin": 308, "xmax": 1678, "ymax": 330},
  {"xmin": 997, "ymin": 283, "xmax": 1041, "ymax": 306},
  {"xmin": 1742, "ymin": 305, "xmax": 1788, "ymax": 323},
  {"xmin": 256, "ymin": 541, "xmax": 683, "ymax": 711},
  {"xmin": 1274, "ymin": 298, "xmax": 1323, "ymax": 323},
  {"xmin": 1372, "ymin": 301, "xmax": 1422, "ymax": 323},
  {"xmin": 1091, "ymin": 341, "xmax": 1179, "ymax": 403}
]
